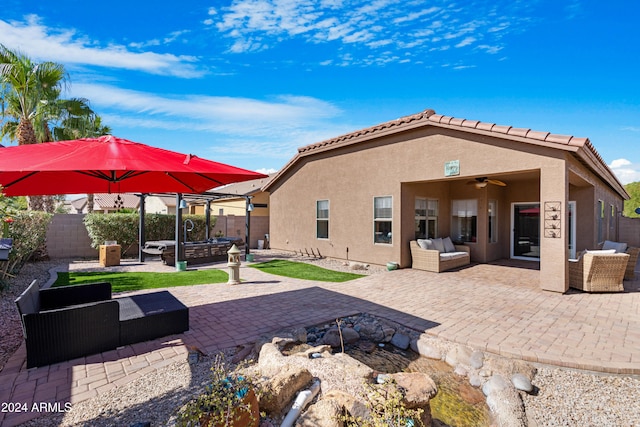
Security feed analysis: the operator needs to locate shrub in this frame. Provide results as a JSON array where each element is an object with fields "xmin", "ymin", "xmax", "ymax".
[
  {"xmin": 84, "ymin": 213, "xmax": 216, "ymax": 253},
  {"xmin": 2, "ymin": 211, "xmax": 52, "ymax": 278},
  {"xmin": 177, "ymin": 354, "xmax": 260, "ymax": 427}
]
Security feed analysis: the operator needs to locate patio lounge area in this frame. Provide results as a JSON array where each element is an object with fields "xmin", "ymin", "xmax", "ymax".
[{"xmin": 1, "ymin": 254, "xmax": 639, "ymax": 425}]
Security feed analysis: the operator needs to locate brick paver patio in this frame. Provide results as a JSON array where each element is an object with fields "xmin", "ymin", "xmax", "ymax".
[{"xmin": 1, "ymin": 255, "xmax": 638, "ymax": 426}]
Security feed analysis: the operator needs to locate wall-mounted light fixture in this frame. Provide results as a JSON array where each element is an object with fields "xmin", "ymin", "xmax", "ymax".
[{"xmin": 179, "ymin": 199, "xmax": 188, "ymax": 209}]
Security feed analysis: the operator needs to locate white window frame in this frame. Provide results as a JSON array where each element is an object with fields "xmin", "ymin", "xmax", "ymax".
[
  {"xmin": 374, "ymin": 196, "xmax": 393, "ymax": 245},
  {"xmin": 316, "ymin": 200, "xmax": 329, "ymax": 239}
]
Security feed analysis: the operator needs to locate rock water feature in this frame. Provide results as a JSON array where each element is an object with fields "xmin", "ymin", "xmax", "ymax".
[{"xmin": 253, "ymin": 313, "xmax": 534, "ymax": 427}]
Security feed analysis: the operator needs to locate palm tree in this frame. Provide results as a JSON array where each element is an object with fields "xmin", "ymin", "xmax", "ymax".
[
  {"xmin": 0, "ymin": 44, "xmax": 67, "ymax": 146},
  {"xmin": 0, "ymin": 44, "xmax": 66, "ymax": 211}
]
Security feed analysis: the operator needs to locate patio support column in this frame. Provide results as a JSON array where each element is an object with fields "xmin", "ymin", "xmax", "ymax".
[
  {"xmin": 539, "ymin": 164, "xmax": 569, "ymax": 293},
  {"xmin": 138, "ymin": 194, "xmax": 147, "ymax": 262},
  {"xmin": 176, "ymin": 193, "xmax": 184, "ymax": 263},
  {"xmin": 245, "ymin": 196, "xmax": 252, "ymax": 256},
  {"xmin": 205, "ymin": 200, "xmax": 211, "ymax": 240}
]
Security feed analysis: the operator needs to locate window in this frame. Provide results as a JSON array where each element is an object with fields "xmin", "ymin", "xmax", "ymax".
[
  {"xmin": 610, "ymin": 204, "xmax": 615, "ymax": 237},
  {"xmin": 598, "ymin": 200, "xmax": 604, "ymax": 243},
  {"xmin": 488, "ymin": 200, "xmax": 497, "ymax": 243},
  {"xmin": 374, "ymin": 196, "xmax": 392, "ymax": 244},
  {"xmin": 316, "ymin": 200, "xmax": 329, "ymax": 239},
  {"xmin": 415, "ymin": 198, "xmax": 427, "ymax": 239},
  {"xmin": 452, "ymin": 199, "xmax": 478, "ymax": 243}
]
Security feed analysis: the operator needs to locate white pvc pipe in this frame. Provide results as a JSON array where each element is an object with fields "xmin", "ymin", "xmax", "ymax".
[{"xmin": 280, "ymin": 379, "xmax": 321, "ymax": 427}]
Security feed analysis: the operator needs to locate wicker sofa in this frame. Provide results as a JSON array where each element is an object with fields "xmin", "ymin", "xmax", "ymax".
[
  {"xmin": 15, "ymin": 281, "xmax": 189, "ymax": 368},
  {"xmin": 568, "ymin": 250, "xmax": 630, "ymax": 293},
  {"xmin": 410, "ymin": 238, "xmax": 470, "ymax": 272}
]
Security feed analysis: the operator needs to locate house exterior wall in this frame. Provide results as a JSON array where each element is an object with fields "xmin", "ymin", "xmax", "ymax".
[
  {"xmin": 620, "ymin": 217, "xmax": 640, "ymax": 247},
  {"xmin": 208, "ymin": 192, "xmax": 270, "ymax": 217},
  {"xmin": 269, "ymin": 126, "xmax": 625, "ymax": 292},
  {"xmin": 146, "ymin": 196, "xmax": 175, "ymax": 214}
]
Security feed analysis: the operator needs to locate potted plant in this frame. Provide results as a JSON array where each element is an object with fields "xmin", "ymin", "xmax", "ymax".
[{"xmin": 178, "ymin": 354, "xmax": 260, "ymax": 427}]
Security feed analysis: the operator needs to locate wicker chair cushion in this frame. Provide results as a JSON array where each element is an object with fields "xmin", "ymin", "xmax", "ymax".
[
  {"xmin": 602, "ymin": 240, "xmax": 628, "ymax": 253},
  {"xmin": 15, "ymin": 280, "xmax": 40, "ymax": 316},
  {"xmin": 440, "ymin": 252, "xmax": 468, "ymax": 261},
  {"xmin": 432, "ymin": 238, "xmax": 445, "ymax": 253},
  {"xmin": 417, "ymin": 239, "xmax": 432, "ymax": 250},
  {"xmin": 443, "ymin": 237, "xmax": 456, "ymax": 253},
  {"xmin": 586, "ymin": 249, "xmax": 616, "ymax": 254}
]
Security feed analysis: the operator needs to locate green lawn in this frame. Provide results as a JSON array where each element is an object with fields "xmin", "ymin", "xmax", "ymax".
[
  {"xmin": 249, "ymin": 259, "xmax": 364, "ymax": 282},
  {"xmin": 53, "ymin": 269, "xmax": 228, "ymax": 293}
]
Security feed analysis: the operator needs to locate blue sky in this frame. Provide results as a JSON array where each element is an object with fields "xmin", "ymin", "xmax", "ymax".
[{"xmin": 1, "ymin": 0, "xmax": 639, "ymax": 184}]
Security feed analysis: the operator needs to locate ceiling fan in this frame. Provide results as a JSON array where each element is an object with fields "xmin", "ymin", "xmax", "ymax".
[{"xmin": 467, "ymin": 177, "xmax": 507, "ymax": 189}]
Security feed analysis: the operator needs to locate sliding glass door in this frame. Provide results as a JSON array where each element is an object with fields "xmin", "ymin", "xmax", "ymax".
[{"xmin": 512, "ymin": 203, "xmax": 540, "ymax": 260}]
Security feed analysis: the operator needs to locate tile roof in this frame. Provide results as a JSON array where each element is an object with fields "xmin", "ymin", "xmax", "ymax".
[
  {"xmin": 212, "ymin": 174, "xmax": 275, "ymax": 196},
  {"xmin": 266, "ymin": 108, "xmax": 626, "ymax": 199},
  {"xmin": 297, "ymin": 109, "xmax": 592, "ymax": 154}
]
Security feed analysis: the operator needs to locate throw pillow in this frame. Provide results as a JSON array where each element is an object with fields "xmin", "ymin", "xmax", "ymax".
[
  {"xmin": 586, "ymin": 249, "xmax": 616, "ymax": 254},
  {"xmin": 602, "ymin": 240, "xmax": 627, "ymax": 253},
  {"xmin": 443, "ymin": 236, "xmax": 456, "ymax": 253},
  {"xmin": 417, "ymin": 239, "xmax": 431, "ymax": 250},
  {"xmin": 432, "ymin": 238, "xmax": 445, "ymax": 253}
]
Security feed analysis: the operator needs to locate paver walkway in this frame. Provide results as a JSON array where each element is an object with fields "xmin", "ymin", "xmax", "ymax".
[{"xmin": 1, "ymin": 256, "xmax": 638, "ymax": 426}]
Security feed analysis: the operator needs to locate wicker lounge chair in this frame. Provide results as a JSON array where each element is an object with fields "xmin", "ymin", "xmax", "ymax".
[
  {"xmin": 568, "ymin": 251, "xmax": 629, "ymax": 293},
  {"xmin": 624, "ymin": 247, "xmax": 639, "ymax": 280},
  {"xmin": 15, "ymin": 281, "xmax": 189, "ymax": 368},
  {"xmin": 410, "ymin": 240, "xmax": 470, "ymax": 272}
]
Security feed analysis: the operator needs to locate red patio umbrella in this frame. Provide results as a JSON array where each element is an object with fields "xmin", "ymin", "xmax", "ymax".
[{"xmin": 0, "ymin": 135, "xmax": 267, "ymax": 196}]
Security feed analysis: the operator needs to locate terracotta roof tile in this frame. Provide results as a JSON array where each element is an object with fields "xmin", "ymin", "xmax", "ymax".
[
  {"xmin": 449, "ymin": 117, "xmax": 465, "ymax": 127},
  {"xmin": 545, "ymin": 134, "xmax": 573, "ymax": 144},
  {"xmin": 428, "ymin": 114, "xmax": 444, "ymax": 123},
  {"xmin": 507, "ymin": 127, "xmax": 531, "ymax": 138},
  {"xmin": 475, "ymin": 122, "xmax": 495, "ymax": 132},
  {"xmin": 492, "ymin": 125, "xmax": 512, "ymax": 134},
  {"xmin": 568, "ymin": 137, "xmax": 589, "ymax": 147},
  {"xmin": 461, "ymin": 120, "xmax": 480, "ymax": 129},
  {"xmin": 527, "ymin": 130, "xmax": 550, "ymax": 141}
]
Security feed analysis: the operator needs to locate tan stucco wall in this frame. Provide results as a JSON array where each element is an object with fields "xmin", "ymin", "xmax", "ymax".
[{"xmin": 269, "ymin": 126, "xmax": 625, "ymax": 292}]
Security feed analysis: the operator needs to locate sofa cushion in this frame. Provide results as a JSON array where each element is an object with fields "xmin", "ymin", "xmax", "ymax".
[
  {"xmin": 602, "ymin": 240, "xmax": 627, "ymax": 253},
  {"xmin": 443, "ymin": 236, "xmax": 456, "ymax": 253},
  {"xmin": 432, "ymin": 238, "xmax": 445, "ymax": 253},
  {"xmin": 417, "ymin": 239, "xmax": 433, "ymax": 250},
  {"xmin": 440, "ymin": 252, "xmax": 468, "ymax": 261},
  {"xmin": 15, "ymin": 280, "xmax": 40, "ymax": 316},
  {"xmin": 586, "ymin": 249, "xmax": 616, "ymax": 254}
]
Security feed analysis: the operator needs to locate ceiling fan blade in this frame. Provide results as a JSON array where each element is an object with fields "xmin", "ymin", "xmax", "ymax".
[{"xmin": 487, "ymin": 179, "xmax": 507, "ymax": 186}]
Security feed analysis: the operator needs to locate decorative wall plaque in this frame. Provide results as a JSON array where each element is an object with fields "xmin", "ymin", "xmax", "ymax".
[
  {"xmin": 444, "ymin": 160, "xmax": 460, "ymax": 177},
  {"xmin": 544, "ymin": 201, "xmax": 561, "ymax": 238}
]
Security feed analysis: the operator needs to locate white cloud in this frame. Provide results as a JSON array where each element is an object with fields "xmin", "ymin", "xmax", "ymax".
[
  {"xmin": 211, "ymin": 0, "xmax": 529, "ymax": 64},
  {"xmin": 0, "ymin": 15, "xmax": 203, "ymax": 78},
  {"xmin": 609, "ymin": 158, "xmax": 640, "ymax": 185},
  {"xmin": 69, "ymin": 83, "xmax": 353, "ymax": 160},
  {"xmin": 455, "ymin": 37, "xmax": 476, "ymax": 48},
  {"xmin": 256, "ymin": 167, "xmax": 278, "ymax": 175}
]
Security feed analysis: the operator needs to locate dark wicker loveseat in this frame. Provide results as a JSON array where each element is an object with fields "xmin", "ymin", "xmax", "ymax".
[{"xmin": 15, "ymin": 281, "xmax": 189, "ymax": 368}]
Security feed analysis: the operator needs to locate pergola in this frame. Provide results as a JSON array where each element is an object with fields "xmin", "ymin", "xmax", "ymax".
[{"xmin": 135, "ymin": 191, "xmax": 256, "ymax": 263}]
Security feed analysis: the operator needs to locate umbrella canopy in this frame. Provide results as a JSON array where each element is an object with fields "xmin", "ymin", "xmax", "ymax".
[{"xmin": 0, "ymin": 135, "xmax": 267, "ymax": 196}]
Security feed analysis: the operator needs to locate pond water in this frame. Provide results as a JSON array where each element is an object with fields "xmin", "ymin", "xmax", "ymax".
[
  {"xmin": 283, "ymin": 341, "xmax": 491, "ymax": 427},
  {"xmin": 347, "ymin": 344, "xmax": 491, "ymax": 427}
]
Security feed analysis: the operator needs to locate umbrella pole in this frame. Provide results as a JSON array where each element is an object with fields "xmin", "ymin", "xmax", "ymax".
[
  {"xmin": 176, "ymin": 194, "xmax": 184, "ymax": 263},
  {"xmin": 138, "ymin": 194, "xmax": 147, "ymax": 263}
]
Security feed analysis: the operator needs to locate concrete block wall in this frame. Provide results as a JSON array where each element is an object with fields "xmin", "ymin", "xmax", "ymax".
[
  {"xmin": 46, "ymin": 214, "xmax": 98, "ymax": 259},
  {"xmin": 210, "ymin": 215, "xmax": 270, "ymax": 249},
  {"xmin": 620, "ymin": 216, "xmax": 640, "ymax": 247},
  {"xmin": 46, "ymin": 214, "xmax": 271, "ymax": 259}
]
